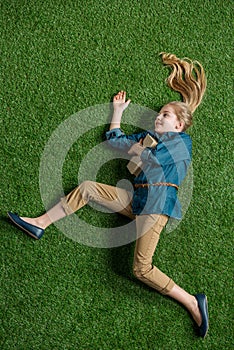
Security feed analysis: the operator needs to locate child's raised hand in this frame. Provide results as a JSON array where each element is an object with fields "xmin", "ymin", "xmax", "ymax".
[{"xmin": 113, "ymin": 91, "xmax": 131, "ymax": 112}]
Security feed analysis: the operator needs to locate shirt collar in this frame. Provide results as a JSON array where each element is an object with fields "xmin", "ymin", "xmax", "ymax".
[{"xmin": 153, "ymin": 131, "xmax": 184, "ymax": 142}]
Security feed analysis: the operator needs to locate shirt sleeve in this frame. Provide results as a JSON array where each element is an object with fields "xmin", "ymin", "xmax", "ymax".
[
  {"xmin": 106, "ymin": 128, "xmax": 148, "ymax": 152},
  {"xmin": 140, "ymin": 136, "xmax": 192, "ymax": 166}
]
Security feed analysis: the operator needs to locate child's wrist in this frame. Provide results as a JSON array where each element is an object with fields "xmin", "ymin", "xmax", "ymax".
[
  {"xmin": 112, "ymin": 109, "xmax": 123, "ymax": 120},
  {"xmin": 113, "ymin": 107, "xmax": 123, "ymax": 114}
]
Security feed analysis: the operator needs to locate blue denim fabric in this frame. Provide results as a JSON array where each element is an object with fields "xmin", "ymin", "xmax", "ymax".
[{"xmin": 106, "ymin": 128, "xmax": 192, "ymax": 219}]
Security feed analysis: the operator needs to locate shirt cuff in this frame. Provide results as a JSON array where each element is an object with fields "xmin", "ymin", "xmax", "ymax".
[
  {"xmin": 140, "ymin": 148, "xmax": 151, "ymax": 162},
  {"xmin": 106, "ymin": 128, "xmax": 124, "ymax": 139}
]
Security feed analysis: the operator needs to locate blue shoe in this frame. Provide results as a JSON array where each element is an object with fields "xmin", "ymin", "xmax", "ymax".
[
  {"xmin": 194, "ymin": 293, "xmax": 209, "ymax": 338},
  {"xmin": 7, "ymin": 212, "xmax": 44, "ymax": 240}
]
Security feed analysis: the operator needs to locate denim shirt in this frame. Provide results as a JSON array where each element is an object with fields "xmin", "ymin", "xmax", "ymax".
[{"xmin": 106, "ymin": 128, "xmax": 192, "ymax": 219}]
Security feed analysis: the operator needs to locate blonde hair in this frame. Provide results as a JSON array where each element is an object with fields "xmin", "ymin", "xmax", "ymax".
[{"xmin": 160, "ymin": 52, "xmax": 207, "ymax": 130}]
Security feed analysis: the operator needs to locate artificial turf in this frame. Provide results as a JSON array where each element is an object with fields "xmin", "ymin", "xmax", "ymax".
[{"xmin": 0, "ymin": 0, "xmax": 233, "ymax": 349}]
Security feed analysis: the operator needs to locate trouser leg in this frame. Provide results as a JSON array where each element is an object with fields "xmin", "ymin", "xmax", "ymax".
[
  {"xmin": 61, "ymin": 181, "xmax": 174, "ymax": 294},
  {"xmin": 60, "ymin": 180, "xmax": 135, "ymax": 220},
  {"xmin": 133, "ymin": 214, "xmax": 175, "ymax": 295}
]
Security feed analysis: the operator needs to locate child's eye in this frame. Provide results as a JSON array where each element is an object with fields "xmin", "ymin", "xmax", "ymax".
[{"xmin": 163, "ymin": 113, "xmax": 168, "ymax": 118}]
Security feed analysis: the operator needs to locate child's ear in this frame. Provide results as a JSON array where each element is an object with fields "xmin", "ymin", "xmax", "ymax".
[{"xmin": 176, "ymin": 121, "xmax": 185, "ymax": 131}]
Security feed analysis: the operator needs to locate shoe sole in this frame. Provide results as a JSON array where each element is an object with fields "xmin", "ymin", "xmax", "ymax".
[
  {"xmin": 203, "ymin": 296, "xmax": 209, "ymax": 338},
  {"xmin": 8, "ymin": 213, "xmax": 39, "ymax": 240}
]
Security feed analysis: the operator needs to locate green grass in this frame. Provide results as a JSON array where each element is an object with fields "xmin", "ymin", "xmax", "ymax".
[{"xmin": 0, "ymin": 0, "xmax": 233, "ymax": 349}]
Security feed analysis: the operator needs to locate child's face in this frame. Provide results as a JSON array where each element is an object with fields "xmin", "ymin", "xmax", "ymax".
[{"xmin": 155, "ymin": 104, "xmax": 183, "ymax": 133}]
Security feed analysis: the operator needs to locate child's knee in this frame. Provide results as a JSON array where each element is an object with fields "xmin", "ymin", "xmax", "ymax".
[
  {"xmin": 78, "ymin": 180, "xmax": 96, "ymax": 197},
  {"xmin": 79, "ymin": 180, "xmax": 94, "ymax": 190},
  {"xmin": 133, "ymin": 263, "xmax": 152, "ymax": 280}
]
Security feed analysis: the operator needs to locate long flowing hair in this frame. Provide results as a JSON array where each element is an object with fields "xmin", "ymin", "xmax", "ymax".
[{"xmin": 161, "ymin": 52, "xmax": 207, "ymax": 130}]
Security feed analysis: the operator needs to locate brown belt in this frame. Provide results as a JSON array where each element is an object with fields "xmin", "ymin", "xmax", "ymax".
[{"xmin": 134, "ymin": 182, "xmax": 179, "ymax": 190}]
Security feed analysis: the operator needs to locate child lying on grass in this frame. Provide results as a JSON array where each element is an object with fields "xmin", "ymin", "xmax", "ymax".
[{"xmin": 8, "ymin": 53, "xmax": 209, "ymax": 338}]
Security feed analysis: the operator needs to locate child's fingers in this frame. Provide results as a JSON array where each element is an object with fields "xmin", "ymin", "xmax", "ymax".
[
  {"xmin": 114, "ymin": 91, "xmax": 127, "ymax": 102},
  {"xmin": 114, "ymin": 92, "xmax": 121, "ymax": 100},
  {"xmin": 119, "ymin": 91, "xmax": 124, "ymax": 100}
]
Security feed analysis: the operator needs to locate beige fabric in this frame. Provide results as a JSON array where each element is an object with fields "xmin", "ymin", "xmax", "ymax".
[
  {"xmin": 61, "ymin": 181, "xmax": 175, "ymax": 294},
  {"xmin": 133, "ymin": 214, "xmax": 175, "ymax": 294}
]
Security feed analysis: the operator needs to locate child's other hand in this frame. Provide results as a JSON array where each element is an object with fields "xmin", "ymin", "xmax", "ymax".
[
  {"xmin": 113, "ymin": 91, "xmax": 131, "ymax": 113},
  {"xmin": 128, "ymin": 139, "xmax": 144, "ymax": 156}
]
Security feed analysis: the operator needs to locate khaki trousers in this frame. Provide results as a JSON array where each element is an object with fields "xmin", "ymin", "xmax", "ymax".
[{"xmin": 61, "ymin": 181, "xmax": 175, "ymax": 295}]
